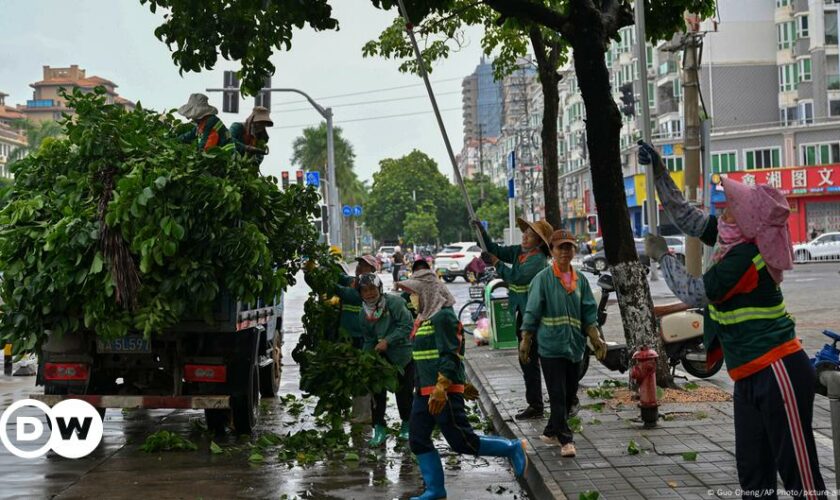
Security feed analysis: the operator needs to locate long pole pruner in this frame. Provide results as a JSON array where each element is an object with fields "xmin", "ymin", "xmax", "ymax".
[{"xmin": 394, "ymin": 0, "xmax": 487, "ymax": 251}]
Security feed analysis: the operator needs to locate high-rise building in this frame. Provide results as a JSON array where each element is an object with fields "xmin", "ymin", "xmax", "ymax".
[
  {"xmin": 461, "ymin": 57, "xmax": 502, "ymax": 142},
  {"xmin": 17, "ymin": 65, "xmax": 134, "ymax": 123}
]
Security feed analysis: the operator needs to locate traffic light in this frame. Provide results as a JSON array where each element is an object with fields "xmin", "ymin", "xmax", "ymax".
[
  {"xmin": 619, "ymin": 83, "xmax": 635, "ymax": 117},
  {"xmin": 296, "ymin": 170, "xmax": 304, "ymax": 184},
  {"xmin": 222, "ymin": 71, "xmax": 239, "ymax": 114},
  {"xmin": 255, "ymin": 76, "xmax": 271, "ymax": 109},
  {"xmin": 320, "ymin": 205, "xmax": 329, "ymax": 235},
  {"xmin": 281, "ymin": 171, "xmax": 289, "ymax": 189},
  {"xmin": 587, "ymin": 214, "xmax": 599, "ymax": 234}
]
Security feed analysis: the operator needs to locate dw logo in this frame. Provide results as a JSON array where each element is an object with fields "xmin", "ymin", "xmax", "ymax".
[{"xmin": 0, "ymin": 399, "xmax": 104, "ymax": 459}]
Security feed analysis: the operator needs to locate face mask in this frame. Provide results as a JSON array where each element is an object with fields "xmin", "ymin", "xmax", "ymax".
[
  {"xmin": 410, "ymin": 294, "xmax": 420, "ymax": 311},
  {"xmin": 717, "ymin": 218, "xmax": 744, "ymax": 245}
]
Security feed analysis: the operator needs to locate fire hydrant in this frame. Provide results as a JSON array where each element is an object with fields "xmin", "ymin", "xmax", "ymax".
[{"xmin": 630, "ymin": 346, "xmax": 659, "ymax": 428}]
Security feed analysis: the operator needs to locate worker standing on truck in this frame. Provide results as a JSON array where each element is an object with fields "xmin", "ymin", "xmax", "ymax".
[
  {"xmin": 177, "ymin": 93, "xmax": 233, "ymax": 153},
  {"xmin": 357, "ymin": 273, "xmax": 415, "ymax": 446},
  {"xmin": 396, "ymin": 270, "xmax": 527, "ymax": 500},
  {"xmin": 472, "ymin": 218, "xmax": 553, "ymax": 421},
  {"xmin": 230, "ymin": 106, "xmax": 272, "ymax": 165}
]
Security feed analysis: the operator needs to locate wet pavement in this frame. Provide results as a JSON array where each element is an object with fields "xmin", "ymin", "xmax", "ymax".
[{"xmin": 0, "ymin": 272, "xmax": 527, "ymax": 500}]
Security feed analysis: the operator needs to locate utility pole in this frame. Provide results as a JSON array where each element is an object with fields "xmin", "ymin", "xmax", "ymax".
[
  {"xmin": 478, "ymin": 123, "xmax": 485, "ymax": 200},
  {"xmin": 634, "ymin": 0, "xmax": 658, "ymax": 281},
  {"xmin": 682, "ymin": 29, "xmax": 703, "ymax": 277}
]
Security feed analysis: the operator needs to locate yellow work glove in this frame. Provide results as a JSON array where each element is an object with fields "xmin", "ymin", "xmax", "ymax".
[
  {"xmin": 464, "ymin": 382, "xmax": 479, "ymax": 401},
  {"xmin": 586, "ymin": 325, "xmax": 608, "ymax": 361},
  {"xmin": 428, "ymin": 372, "xmax": 451, "ymax": 416},
  {"xmin": 519, "ymin": 331, "xmax": 534, "ymax": 365}
]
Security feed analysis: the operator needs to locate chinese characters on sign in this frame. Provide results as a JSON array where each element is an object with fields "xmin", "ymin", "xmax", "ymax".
[
  {"xmin": 818, "ymin": 168, "xmax": 834, "ymax": 187},
  {"xmin": 765, "ymin": 171, "xmax": 782, "ymax": 189},
  {"xmin": 721, "ymin": 165, "xmax": 840, "ymax": 195},
  {"xmin": 792, "ymin": 170, "xmax": 807, "ymax": 189}
]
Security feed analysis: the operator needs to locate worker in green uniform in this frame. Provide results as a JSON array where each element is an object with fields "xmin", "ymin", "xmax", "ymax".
[
  {"xmin": 472, "ymin": 217, "xmax": 553, "ymax": 420},
  {"xmin": 521, "ymin": 229, "xmax": 607, "ymax": 458},
  {"xmin": 357, "ymin": 273, "xmax": 414, "ymax": 446},
  {"xmin": 396, "ymin": 270, "xmax": 527, "ymax": 500},
  {"xmin": 177, "ymin": 93, "xmax": 234, "ymax": 152},
  {"xmin": 230, "ymin": 106, "xmax": 272, "ymax": 165},
  {"xmin": 640, "ymin": 142, "xmax": 827, "ymax": 499}
]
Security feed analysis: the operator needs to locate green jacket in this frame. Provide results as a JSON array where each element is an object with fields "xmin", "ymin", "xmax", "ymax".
[
  {"xmin": 230, "ymin": 122, "xmax": 267, "ymax": 165},
  {"xmin": 480, "ymin": 226, "xmax": 548, "ymax": 320},
  {"xmin": 178, "ymin": 115, "xmax": 233, "ymax": 152},
  {"xmin": 359, "ymin": 293, "xmax": 414, "ymax": 368},
  {"xmin": 697, "ymin": 227, "xmax": 798, "ymax": 381},
  {"xmin": 521, "ymin": 268, "xmax": 598, "ymax": 361},
  {"xmin": 412, "ymin": 307, "xmax": 465, "ymax": 395},
  {"xmin": 334, "ymin": 274, "xmax": 363, "ymax": 339}
]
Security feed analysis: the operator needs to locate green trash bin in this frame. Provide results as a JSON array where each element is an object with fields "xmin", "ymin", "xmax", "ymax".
[{"xmin": 485, "ymin": 279, "xmax": 518, "ymax": 350}]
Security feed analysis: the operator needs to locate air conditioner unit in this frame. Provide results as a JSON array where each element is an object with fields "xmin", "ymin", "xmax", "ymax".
[{"xmin": 647, "ymin": 68, "xmax": 657, "ymax": 79}]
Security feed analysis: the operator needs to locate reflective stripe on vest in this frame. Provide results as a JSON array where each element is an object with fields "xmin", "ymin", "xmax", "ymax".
[
  {"xmin": 708, "ymin": 302, "xmax": 787, "ymax": 325},
  {"xmin": 752, "ymin": 253, "xmax": 765, "ymax": 271},
  {"xmin": 343, "ymin": 305, "xmax": 361, "ymax": 313},
  {"xmin": 414, "ymin": 325, "xmax": 435, "ymax": 337},
  {"xmin": 508, "ymin": 284, "xmax": 530, "ymax": 294},
  {"xmin": 542, "ymin": 316, "xmax": 581, "ymax": 328},
  {"xmin": 413, "ymin": 349, "xmax": 438, "ymax": 361},
  {"xmin": 220, "ymin": 143, "xmax": 235, "ymax": 152}
]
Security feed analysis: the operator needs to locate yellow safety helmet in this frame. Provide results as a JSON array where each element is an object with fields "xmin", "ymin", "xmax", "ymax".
[{"xmin": 329, "ymin": 245, "xmax": 342, "ymax": 258}]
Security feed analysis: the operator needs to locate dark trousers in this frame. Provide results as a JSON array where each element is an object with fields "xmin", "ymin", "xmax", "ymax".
[
  {"xmin": 734, "ymin": 350, "xmax": 827, "ymax": 499},
  {"xmin": 409, "ymin": 392, "xmax": 480, "ymax": 455},
  {"xmin": 540, "ymin": 355, "xmax": 579, "ymax": 444},
  {"xmin": 372, "ymin": 361, "xmax": 415, "ymax": 427},
  {"xmin": 516, "ymin": 311, "xmax": 543, "ymax": 411},
  {"xmin": 392, "ymin": 263, "xmax": 402, "ymax": 284}
]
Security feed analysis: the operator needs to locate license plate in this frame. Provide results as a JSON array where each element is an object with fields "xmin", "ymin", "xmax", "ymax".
[{"xmin": 97, "ymin": 336, "xmax": 151, "ymax": 354}]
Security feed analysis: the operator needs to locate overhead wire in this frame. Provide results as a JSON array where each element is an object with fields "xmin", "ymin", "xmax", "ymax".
[
  {"xmin": 270, "ymin": 77, "xmax": 464, "ymax": 108},
  {"xmin": 275, "ymin": 90, "xmax": 462, "ymax": 113}
]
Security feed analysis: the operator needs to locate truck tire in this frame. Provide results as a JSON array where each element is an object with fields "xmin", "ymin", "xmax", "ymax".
[
  {"xmin": 231, "ymin": 364, "xmax": 259, "ymax": 434},
  {"xmin": 204, "ymin": 409, "xmax": 229, "ymax": 435},
  {"xmin": 259, "ymin": 332, "xmax": 281, "ymax": 398}
]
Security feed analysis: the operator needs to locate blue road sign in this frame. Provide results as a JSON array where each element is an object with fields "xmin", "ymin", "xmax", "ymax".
[
  {"xmin": 506, "ymin": 151, "xmax": 516, "ymax": 179},
  {"xmin": 305, "ymin": 171, "xmax": 320, "ymax": 188},
  {"xmin": 662, "ymin": 144, "xmax": 674, "ymax": 156},
  {"xmin": 342, "ymin": 205, "xmax": 352, "ymax": 217},
  {"xmin": 508, "ymin": 178, "xmax": 515, "ymax": 199},
  {"xmin": 481, "ymin": 220, "xmax": 489, "ymax": 230},
  {"xmin": 353, "ymin": 205, "xmax": 363, "ymax": 217}
]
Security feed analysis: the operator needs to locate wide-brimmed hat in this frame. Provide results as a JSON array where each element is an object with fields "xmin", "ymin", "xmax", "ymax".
[
  {"xmin": 721, "ymin": 176, "xmax": 793, "ymax": 281},
  {"xmin": 248, "ymin": 106, "xmax": 273, "ymax": 126},
  {"xmin": 549, "ymin": 229, "xmax": 578, "ymax": 250},
  {"xmin": 178, "ymin": 93, "xmax": 217, "ymax": 121},
  {"xmin": 516, "ymin": 218, "xmax": 554, "ymax": 247},
  {"xmin": 355, "ymin": 255, "xmax": 379, "ymax": 271}
]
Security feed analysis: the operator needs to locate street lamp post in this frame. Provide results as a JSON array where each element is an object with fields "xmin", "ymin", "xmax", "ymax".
[{"xmin": 206, "ymin": 86, "xmax": 341, "ymax": 249}]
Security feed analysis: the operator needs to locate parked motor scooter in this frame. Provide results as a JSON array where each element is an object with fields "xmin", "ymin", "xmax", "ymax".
[{"xmin": 579, "ymin": 271, "xmax": 723, "ymax": 380}]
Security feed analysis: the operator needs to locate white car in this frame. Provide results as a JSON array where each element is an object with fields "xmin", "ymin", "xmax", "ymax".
[
  {"xmin": 433, "ymin": 242, "xmax": 483, "ymax": 282},
  {"xmin": 793, "ymin": 232, "xmax": 840, "ymax": 263},
  {"xmin": 663, "ymin": 235, "xmax": 686, "ymax": 264}
]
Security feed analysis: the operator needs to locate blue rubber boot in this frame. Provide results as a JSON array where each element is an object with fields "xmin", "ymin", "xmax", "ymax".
[
  {"xmin": 398, "ymin": 421, "xmax": 410, "ymax": 441},
  {"xmin": 410, "ymin": 451, "xmax": 447, "ymax": 500},
  {"xmin": 368, "ymin": 424, "xmax": 387, "ymax": 447},
  {"xmin": 478, "ymin": 436, "xmax": 528, "ymax": 477}
]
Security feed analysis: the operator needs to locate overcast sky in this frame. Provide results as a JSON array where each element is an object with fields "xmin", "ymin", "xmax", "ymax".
[{"xmin": 0, "ymin": 0, "xmax": 487, "ymax": 183}]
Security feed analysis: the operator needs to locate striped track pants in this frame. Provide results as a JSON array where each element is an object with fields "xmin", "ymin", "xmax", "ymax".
[{"xmin": 734, "ymin": 349, "xmax": 828, "ymax": 499}]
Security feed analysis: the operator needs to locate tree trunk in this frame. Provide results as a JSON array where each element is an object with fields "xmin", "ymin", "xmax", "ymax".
[
  {"xmin": 569, "ymin": 17, "xmax": 673, "ymax": 385},
  {"xmin": 530, "ymin": 31, "xmax": 562, "ymax": 229}
]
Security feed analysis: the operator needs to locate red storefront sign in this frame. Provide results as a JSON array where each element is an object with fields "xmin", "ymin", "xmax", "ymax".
[{"xmin": 721, "ymin": 164, "xmax": 840, "ymax": 196}]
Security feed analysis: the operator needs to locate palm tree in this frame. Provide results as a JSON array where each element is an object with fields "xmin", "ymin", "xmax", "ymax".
[{"xmin": 290, "ymin": 122, "xmax": 368, "ymax": 205}]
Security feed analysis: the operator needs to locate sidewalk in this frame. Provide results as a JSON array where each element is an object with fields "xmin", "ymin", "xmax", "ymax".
[{"xmin": 464, "ymin": 343, "xmax": 837, "ymax": 499}]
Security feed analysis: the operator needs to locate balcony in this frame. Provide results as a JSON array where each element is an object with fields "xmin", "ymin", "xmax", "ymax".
[
  {"xmin": 829, "ymin": 75, "xmax": 840, "ymax": 91},
  {"xmin": 658, "ymin": 60, "xmax": 678, "ymax": 76}
]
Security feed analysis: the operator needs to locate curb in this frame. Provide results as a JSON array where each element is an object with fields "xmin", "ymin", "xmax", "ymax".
[{"xmin": 464, "ymin": 355, "xmax": 567, "ymax": 500}]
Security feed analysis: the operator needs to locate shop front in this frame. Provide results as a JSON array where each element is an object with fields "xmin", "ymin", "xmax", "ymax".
[{"xmin": 711, "ymin": 164, "xmax": 840, "ymax": 244}]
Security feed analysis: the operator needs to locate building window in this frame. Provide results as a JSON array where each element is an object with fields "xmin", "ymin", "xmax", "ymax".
[
  {"xmin": 799, "ymin": 58, "xmax": 812, "ymax": 81},
  {"xmin": 648, "ymin": 82, "xmax": 655, "ymax": 108},
  {"xmin": 778, "ymin": 63, "xmax": 799, "ymax": 92},
  {"xmin": 712, "ymin": 152, "xmax": 738, "ymax": 173},
  {"xmin": 776, "ymin": 0, "xmax": 790, "ymax": 6},
  {"xmin": 830, "ymin": 100, "xmax": 840, "ymax": 117},
  {"xmin": 827, "ymin": 12, "xmax": 838, "ymax": 45},
  {"xmin": 799, "ymin": 100, "xmax": 814, "ymax": 124},
  {"xmin": 673, "ymin": 80, "xmax": 682, "ymax": 100},
  {"xmin": 664, "ymin": 156, "xmax": 684, "ymax": 172},
  {"xmin": 745, "ymin": 148, "xmax": 781, "ymax": 170},
  {"xmin": 646, "ymin": 45, "xmax": 654, "ymax": 69},
  {"xmin": 777, "ymin": 21, "xmax": 795, "ymax": 49},
  {"xmin": 801, "ymin": 142, "xmax": 840, "ymax": 166},
  {"xmin": 781, "ymin": 106, "xmax": 798, "ymax": 125},
  {"xmin": 797, "ymin": 15, "xmax": 809, "ymax": 38}
]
